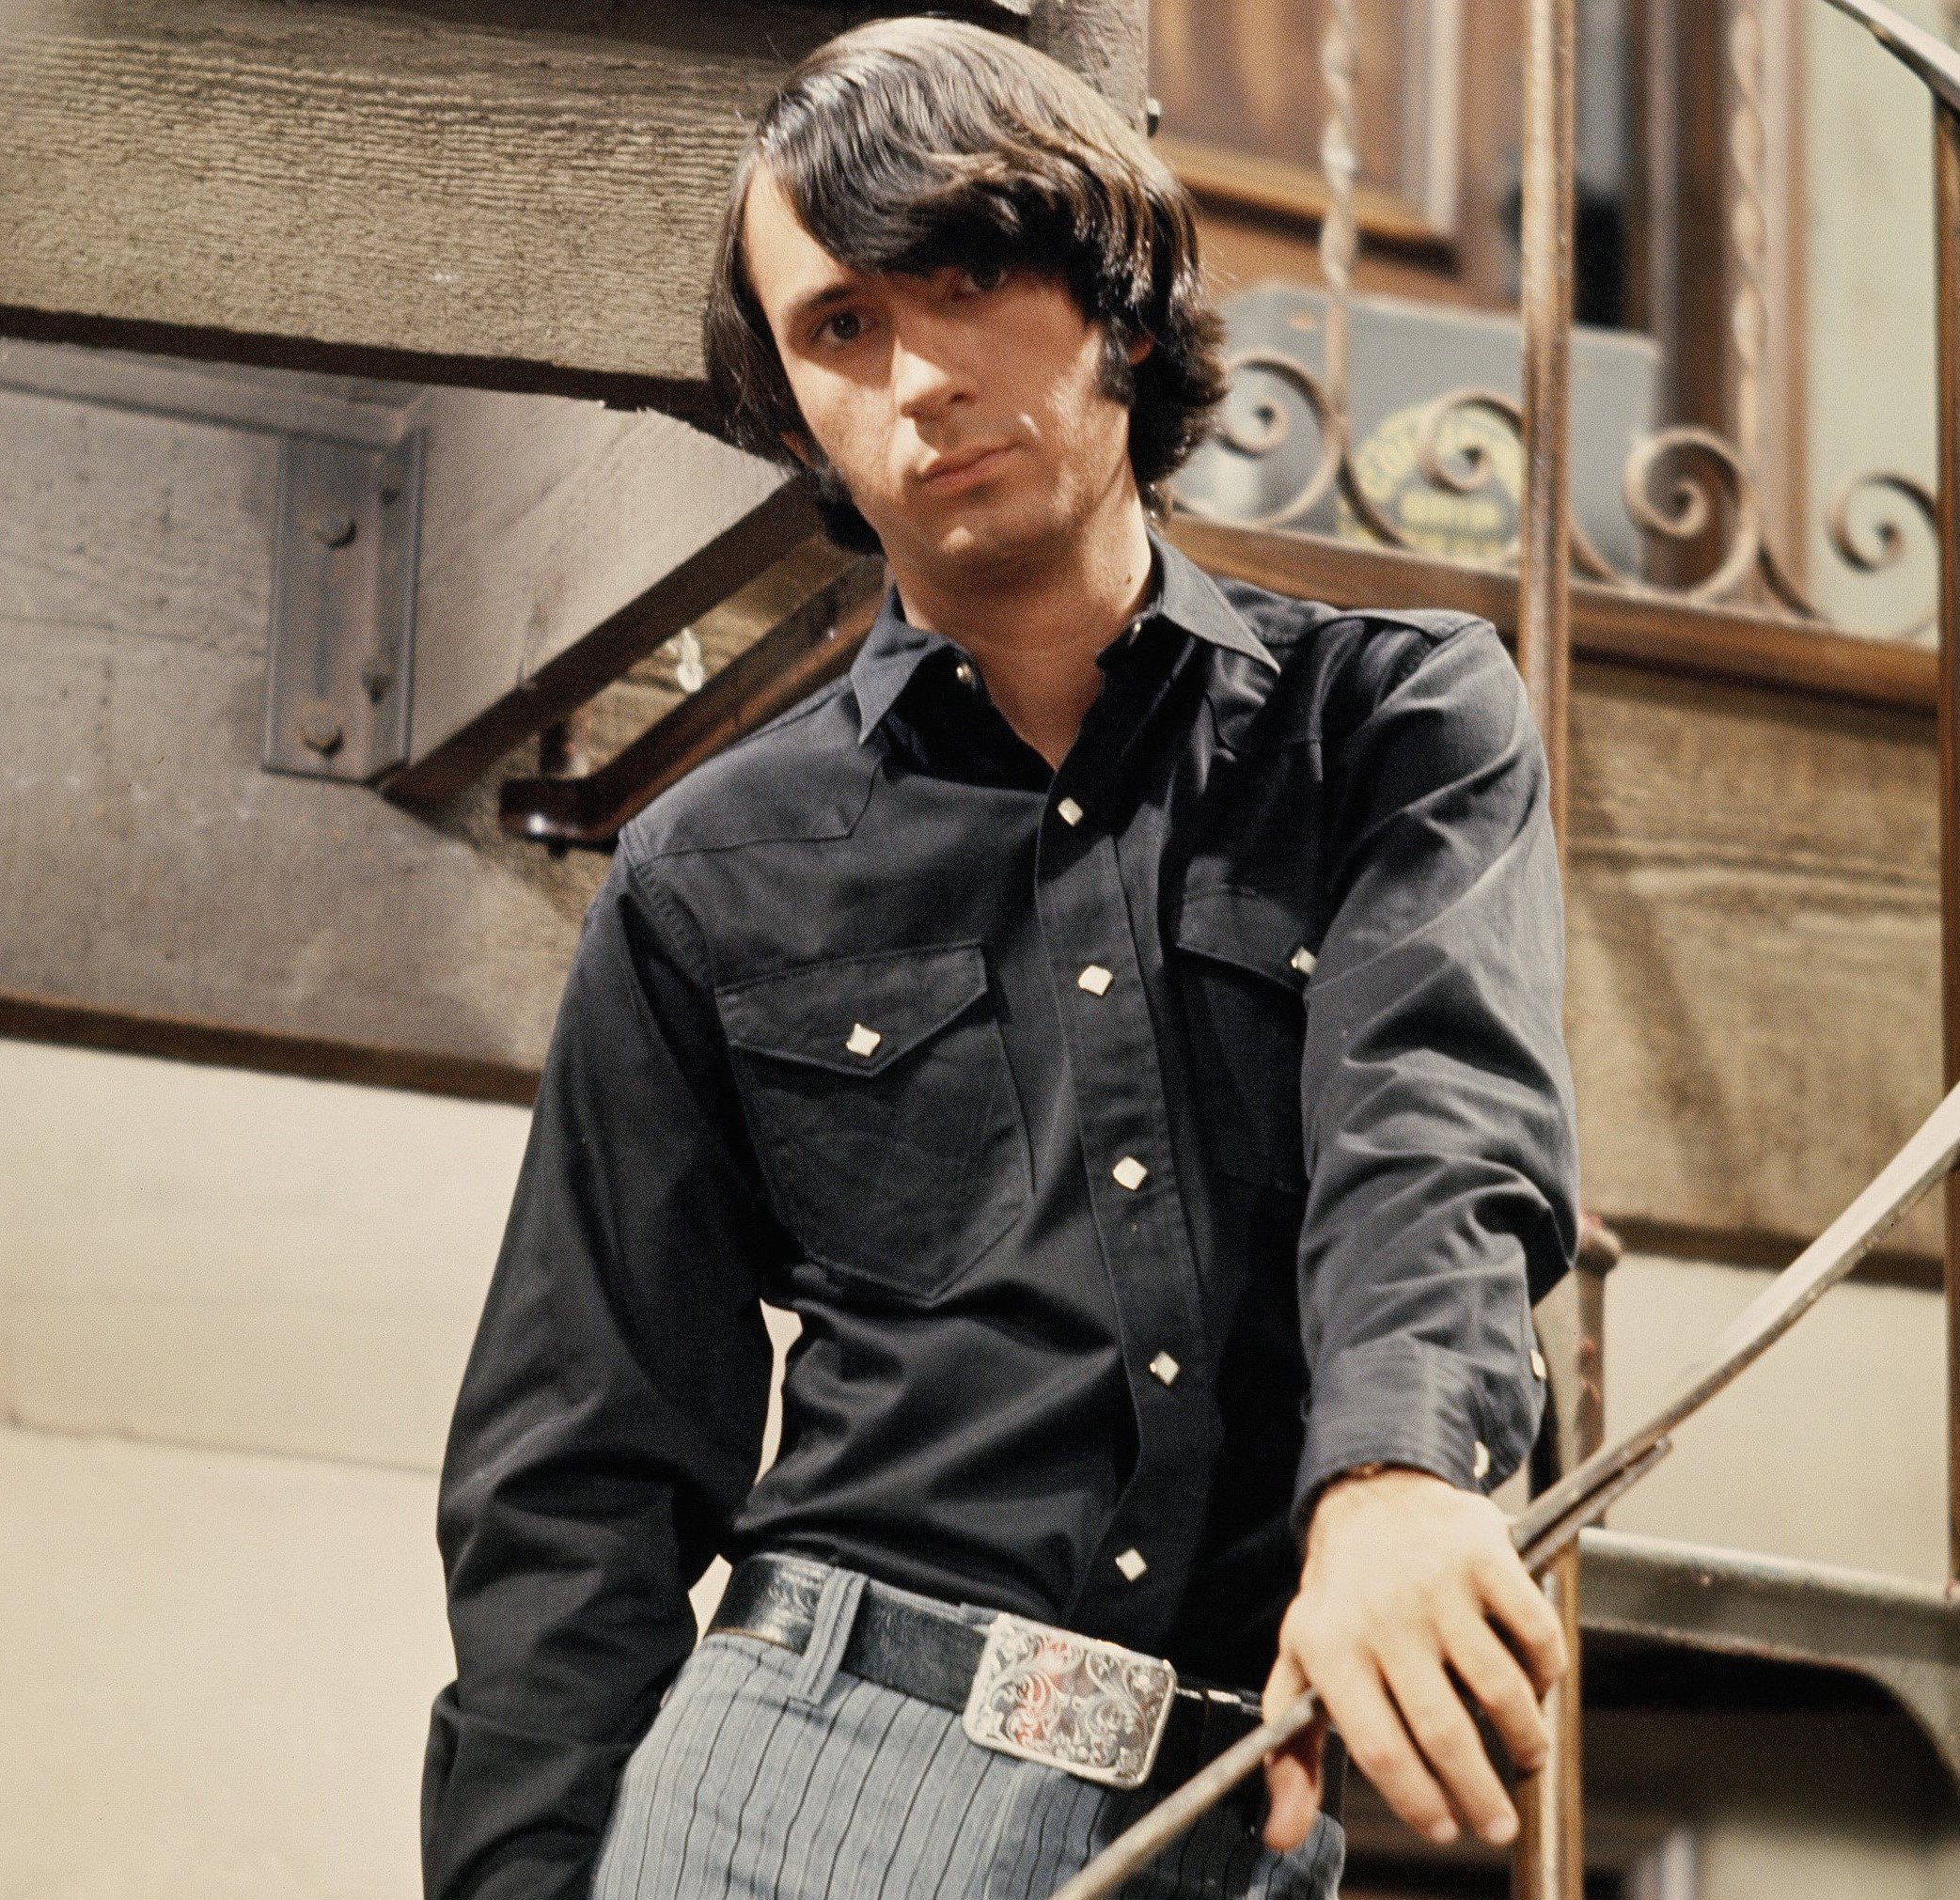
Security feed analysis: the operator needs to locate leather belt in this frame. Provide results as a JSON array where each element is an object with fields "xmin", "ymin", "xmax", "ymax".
[{"xmin": 710, "ymin": 1553, "xmax": 1266, "ymax": 1794}]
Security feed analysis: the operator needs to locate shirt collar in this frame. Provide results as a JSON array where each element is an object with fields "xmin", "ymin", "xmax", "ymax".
[
  {"xmin": 850, "ymin": 526, "xmax": 1278, "ymax": 743},
  {"xmin": 1150, "ymin": 528, "xmax": 1279, "ymax": 674}
]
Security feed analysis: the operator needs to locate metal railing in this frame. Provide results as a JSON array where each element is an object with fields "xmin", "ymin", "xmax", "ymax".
[
  {"xmin": 1498, "ymin": 4, "xmax": 1960, "ymax": 1892},
  {"xmin": 1157, "ymin": 5, "xmax": 1960, "ymax": 1892},
  {"xmin": 1500, "ymin": 5, "xmax": 1960, "ymax": 1893}
]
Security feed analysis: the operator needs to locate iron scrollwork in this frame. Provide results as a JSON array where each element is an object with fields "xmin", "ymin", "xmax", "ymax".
[{"xmin": 1166, "ymin": 0, "xmax": 1938, "ymax": 644}]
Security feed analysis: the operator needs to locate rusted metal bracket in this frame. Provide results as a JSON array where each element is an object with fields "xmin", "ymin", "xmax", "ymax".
[
  {"xmin": 262, "ymin": 432, "xmax": 423, "ymax": 782},
  {"xmin": 499, "ymin": 557, "xmax": 886, "ymax": 851}
]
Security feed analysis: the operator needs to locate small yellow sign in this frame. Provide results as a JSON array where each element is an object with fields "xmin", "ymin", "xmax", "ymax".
[{"xmin": 1339, "ymin": 400, "xmax": 1523, "ymax": 562}]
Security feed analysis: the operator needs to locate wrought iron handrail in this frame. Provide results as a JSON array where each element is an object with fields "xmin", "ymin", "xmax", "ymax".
[
  {"xmin": 1821, "ymin": 0, "xmax": 1960, "ymax": 110},
  {"xmin": 1793, "ymin": 0, "xmax": 1960, "ymax": 1585}
]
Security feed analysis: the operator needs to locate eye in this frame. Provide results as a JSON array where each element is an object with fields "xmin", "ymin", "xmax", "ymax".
[
  {"xmin": 963, "ymin": 260, "xmax": 1011, "ymax": 294},
  {"xmin": 816, "ymin": 307, "xmax": 869, "ymax": 347}
]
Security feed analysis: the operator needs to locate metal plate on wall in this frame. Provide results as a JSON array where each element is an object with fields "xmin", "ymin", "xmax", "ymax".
[{"xmin": 263, "ymin": 432, "xmax": 422, "ymax": 781}]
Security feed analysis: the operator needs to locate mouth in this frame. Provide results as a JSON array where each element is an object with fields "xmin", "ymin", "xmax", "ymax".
[{"xmin": 917, "ymin": 444, "xmax": 1016, "ymax": 493}]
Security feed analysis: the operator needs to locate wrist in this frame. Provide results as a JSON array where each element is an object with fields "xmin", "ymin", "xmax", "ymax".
[{"xmin": 1304, "ymin": 1462, "xmax": 1450, "ymax": 1547}]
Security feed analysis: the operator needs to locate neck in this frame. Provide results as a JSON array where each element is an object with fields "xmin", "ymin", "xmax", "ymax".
[{"xmin": 886, "ymin": 485, "xmax": 1154, "ymax": 770}]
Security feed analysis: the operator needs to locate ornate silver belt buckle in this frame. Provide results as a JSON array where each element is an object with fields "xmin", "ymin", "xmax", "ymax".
[{"xmin": 961, "ymin": 1611, "xmax": 1179, "ymax": 1790}]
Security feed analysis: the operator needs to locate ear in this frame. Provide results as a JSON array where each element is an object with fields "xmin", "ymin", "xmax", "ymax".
[
  {"xmin": 1125, "ymin": 332, "xmax": 1154, "ymax": 367},
  {"xmin": 779, "ymin": 429, "xmax": 817, "ymax": 469}
]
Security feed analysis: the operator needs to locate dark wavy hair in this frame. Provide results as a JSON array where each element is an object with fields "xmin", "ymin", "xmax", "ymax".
[{"xmin": 701, "ymin": 16, "xmax": 1227, "ymax": 553}]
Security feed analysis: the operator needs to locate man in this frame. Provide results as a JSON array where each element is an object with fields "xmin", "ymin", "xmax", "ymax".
[{"xmin": 424, "ymin": 18, "xmax": 1579, "ymax": 1900}]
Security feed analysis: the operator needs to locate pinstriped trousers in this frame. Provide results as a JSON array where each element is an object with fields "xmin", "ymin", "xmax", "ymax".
[{"xmin": 592, "ymin": 1565, "xmax": 1345, "ymax": 1900}]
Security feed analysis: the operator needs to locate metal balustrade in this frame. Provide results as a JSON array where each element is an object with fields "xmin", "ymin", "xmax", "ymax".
[{"xmin": 1153, "ymin": 6, "xmax": 1960, "ymax": 1894}]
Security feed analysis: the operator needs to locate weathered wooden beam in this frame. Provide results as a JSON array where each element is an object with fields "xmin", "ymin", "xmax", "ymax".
[
  {"xmin": 391, "ymin": 385, "xmax": 809, "ymax": 801},
  {"xmin": 0, "ymin": 2, "xmax": 814, "ymax": 400},
  {"xmin": 0, "ymin": 0, "xmax": 1105, "ymax": 403}
]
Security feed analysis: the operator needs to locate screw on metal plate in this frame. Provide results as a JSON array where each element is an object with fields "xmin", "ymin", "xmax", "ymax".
[
  {"xmin": 297, "ymin": 700, "xmax": 345, "ymax": 756},
  {"xmin": 263, "ymin": 431, "xmax": 423, "ymax": 783}
]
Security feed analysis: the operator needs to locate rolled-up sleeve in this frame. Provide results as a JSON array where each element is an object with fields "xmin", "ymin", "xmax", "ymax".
[
  {"xmin": 1291, "ymin": 619, "xmax": 1580, "ymax": 1531},
  {"xmin": 422, "ymin": 849, "xmax": 784, "ymax": 1900}
]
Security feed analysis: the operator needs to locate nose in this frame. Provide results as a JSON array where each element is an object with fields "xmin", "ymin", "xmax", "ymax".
[{"xmin": 888, "ymin": 310, "xmax": 973, "ymax": 423}]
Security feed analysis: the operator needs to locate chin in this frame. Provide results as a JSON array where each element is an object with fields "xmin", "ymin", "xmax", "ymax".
[{"xmin": 922, "ymin": 492, "xmax": 1070, "ymax": 569}]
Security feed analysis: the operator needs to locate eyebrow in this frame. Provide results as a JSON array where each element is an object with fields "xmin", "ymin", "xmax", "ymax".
[{"xmin": 782, "ymin": 278, "xmax": 867, "ymax": 338}]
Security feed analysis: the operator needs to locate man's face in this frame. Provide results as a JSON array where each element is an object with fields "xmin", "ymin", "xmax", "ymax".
[{"xmin": 740, "ymin": 165, "xmax": 1144, "ymax": 573}]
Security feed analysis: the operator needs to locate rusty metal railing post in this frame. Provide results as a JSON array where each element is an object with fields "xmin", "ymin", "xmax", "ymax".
[
  {"xmin": 1514, "ymin": 0, "xmax": 1577, "ymax": 843},
  {"xmin": 1513, "ymin": 0, "xmax": 1583, "ymax": 1894},
  {"xmin": 1936, "ymin": 93, "xmax": 1960, "ymax": 1594}
]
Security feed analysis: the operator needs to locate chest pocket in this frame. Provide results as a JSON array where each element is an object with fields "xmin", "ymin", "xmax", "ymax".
[
  {"xmin": 715, "ymin": 943, "xmax": 1031, "ymax": 1302},
  {"xmin": 1171, "ymin": 886, "xmax": 1312, "ymax": 1192}
]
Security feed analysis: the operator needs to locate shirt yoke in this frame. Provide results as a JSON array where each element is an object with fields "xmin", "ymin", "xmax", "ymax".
[
  {"xmin": 618, "ymin": 573, "xmax": 1501, "ymax": 871},
  {"xmin": 616, "ymin": 673, "xmax": 876, "ymax": 871},
  {"xmin": 1212, "ymin": 574, "xmax": 1501, "ymax": 755}
]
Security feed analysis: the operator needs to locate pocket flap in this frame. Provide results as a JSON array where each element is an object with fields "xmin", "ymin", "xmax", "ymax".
[
  {"xmin": 1172, "ymin": 885, "xmax": 1314, "ymax": 991},
  {"xmin": 716, "ymin": 943, "xmax": 990, "ymax": 1077}
]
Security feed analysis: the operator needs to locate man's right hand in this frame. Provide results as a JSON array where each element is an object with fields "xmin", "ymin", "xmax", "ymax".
[{"xmin": 1260, "ymin": 1466, "xmax": 1567, "ymax": 1853}]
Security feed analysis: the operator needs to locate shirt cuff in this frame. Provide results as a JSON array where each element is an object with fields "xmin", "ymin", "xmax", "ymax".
[
  {"xmin": 1291, "ymin": 1334, "xmax": 1540, "ymax": 1539},
  {"xmin": 423, "ymin": 1690, "xmax": 635, "ymax": 1900}
]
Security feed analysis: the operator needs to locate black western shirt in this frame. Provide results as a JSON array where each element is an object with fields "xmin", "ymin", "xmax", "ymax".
[{"xmin": 424, "ymin": 532, "xmax": 1581, "ymax": 1900}]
